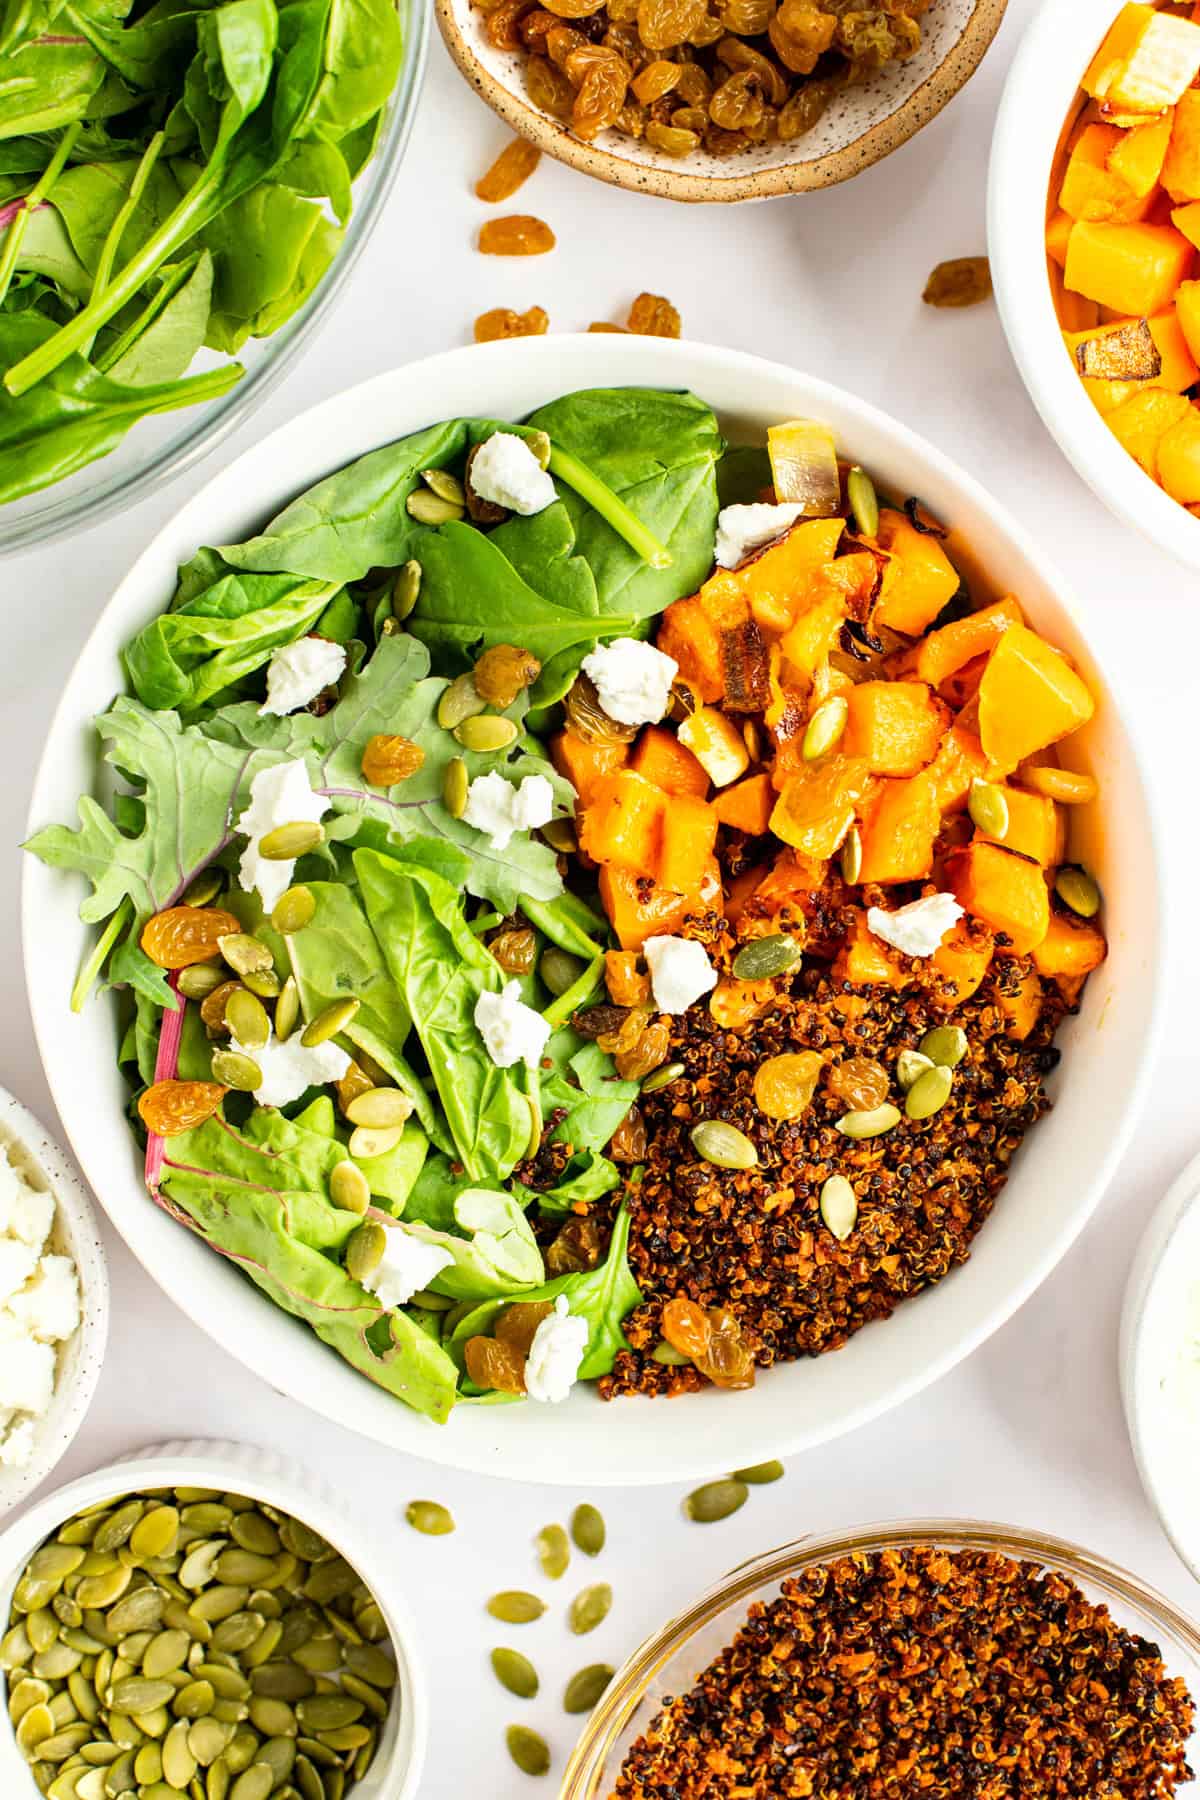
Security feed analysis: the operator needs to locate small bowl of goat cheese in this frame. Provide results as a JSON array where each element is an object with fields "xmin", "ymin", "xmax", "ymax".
[{"xmin": 0, "ymin": 1087, "xmax": 108, "ymax": 1516}]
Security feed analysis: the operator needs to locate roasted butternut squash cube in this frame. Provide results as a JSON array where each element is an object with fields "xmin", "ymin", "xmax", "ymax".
[
  {"xmin": 629, "ymin": 725, "xmax": 709, "ymax": 798},
  {"xmin": 841, "ymin": 680, "xmax": 949, "ymax": 777},
  {"xmin": 857, "ymin": 774, "xmax": 941, "ymax": 884},
  {"xmin": 1156, "ymin": 404, "xmax": 1200, "ymax": 501},
  {"xmin": 724, "ymin": 517, "xmax": 845, "ymax": 634},
  {"xmin": 912, "ymin": 597, "xmax": 1024, "ymax": 691},
  {"xmin": 1173, "ymin": 199, "xmax": 1200, "ymax": 250},
  {"xmin": 751, "ymin": 850, "xmax": 827, "ymax": 913},
  {"xmin": 712, "ymin": 772, "xmax": 774, "ymax": 835},
  {"xmin": 1064, "ymin": 219, "xmax": 1193, "ymax": 316},
  {"xmin": 657, "ymin": 794, "xmax": 718, "ymax": 894},
  {"xmin": 1109, "ymin": 111, "xmax": 1174, "ymax": 196},
  {"xmin": 1105, "ymin": 384, "xmax": 1193, "ymax": 474},
  {"xmin": 599, "ymin": 858, "xmax": 722, "ymax": 950},
  {"xmin": 948, "ymin": 841, "xmax": 1050, "ymax": 954},
  {"xmin": 1175, "ymin": 277, "xmax": 1200, "ymax": 361},
  {"xmin": 977, "ymin": 624, "xmax": 1096, "ymax": 772},
  {"xmin": 1046, "ymin": 209, "xmax": 1075, "ymax": 268},
  {"xmin": 1149, "ymin": 306, "xmax": 1200, "ymax": 388},
  {"xmin": 657, "ymin": 596, "xmax": 723, "ymax": 702},
  {"xmin": 778, "ymin": 583, "xmax": 847, "ymax": 687},
  {"xmin": 1031, "ymin": 908, "xmax": 1108, "ymax": 980},
  {"xmin": 926, "ymin": 725, "xmax": 992, "ymax": 813},
  {"xmin": 578, "ymin": 770, "xmax": 665, "ymax": 874},
  {"xmin": 1083, "ymin": 4, "xmax": 1200, "ymax": 113},
  {"xmin": 994, "ymin": 966, "xmax": 1044, "ymax": 1039},
  {"xmin": 873, "ymin": 510, "xmax": 962, "ymax": 636},
  {"xmin": 1060, "ymin": 124, "xmax": 1147, "ymax": 223},
  {"xmin": 551, "ymin": 730, "xmax": 628, "ymax": 809},
  {"xmin": 770, "ymin": 755, "xmax": 873, "ymax": 861},
  {"xmin": 832, "ymin": 908, "xmax": 908, "ymax": 988},
  {"xmin": 1164, "ymin": 88, "xmax": 1200, "ymax": 202},
  {"xmin": 977, "ymin": 787, "xmax": 1065, "ymax": 866},
  {"xmin": 930, "ymin": 917, "xmax": 995, "ymax": 1002}
]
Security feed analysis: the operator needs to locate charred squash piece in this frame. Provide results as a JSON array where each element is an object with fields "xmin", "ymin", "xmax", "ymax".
[
  {"xmin": 1031, "ymin": 909, "xmax": 1108, "ymax": 980},
  {"xmin": 1074, "ymin": 316, "xmax": 1161, "ymax": 378},
  {"xmin": 947, "ymin": 841, "xmax": 1050, "ymax": 955},
  {"xmin": 832, "ymin": 908, "xmax": 908, "ymax": 988},
  {"xmin": 720, "ymin": 617, "xmax": 772, "ymax": 711},
  {"xmin": 551, "ymin": 730, "xmax": 629, "ymax": 808},
  {"xmin": 873, "ymin": 510, "xmax": 961, "ymax": 637},
  {"xmin": 599, "ymin": 859, "xmax": 722, "ymax": 950},
  {"xmin": 929, "ymin": 917, "xmax": 995, "ymax": 1002},
  {"xmin": 841, "ymin": 680, "xmax": 950, "ymax": 777},
  {"xmin": 911, "ymin": 596, "xmax": 1024, "ymax": 692}
]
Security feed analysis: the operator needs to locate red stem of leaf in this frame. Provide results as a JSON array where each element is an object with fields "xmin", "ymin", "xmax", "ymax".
[{"xmin": 145, "ymin": 973, "xmax": 185, "ymax": 1193}]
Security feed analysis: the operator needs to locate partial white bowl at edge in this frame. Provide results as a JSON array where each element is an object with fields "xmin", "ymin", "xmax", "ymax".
[
  {"xmin": 0, "ymin": 1438, "xmax": 428, "ymax": 1800},
  {"xmin": 22, "ymin": 334, "xmax": 1166, "ymax": 1486},
  {"xmin": 988, "ymin": 0, "xmax": 1200, "ymax": 574},
  {"xmin": 0, "ymin": 1087, "xmax": 108, "ymax": 1520},
  {"xmin": 1122, "ymin": 1146, "xmax": 1200, "ymax": 1583}
]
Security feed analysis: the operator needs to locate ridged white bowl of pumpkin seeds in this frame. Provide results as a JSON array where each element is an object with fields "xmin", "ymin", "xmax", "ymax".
[{"xmin": 0, "ymin": 1439, "xmax": 427, "ymax": 1800}]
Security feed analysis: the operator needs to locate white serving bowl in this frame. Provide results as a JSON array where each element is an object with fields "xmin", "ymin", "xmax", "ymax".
[
  {"xmin": 988, "ymin": 0, "xmax": 1200, "ymax": 573},
  {"xmin": 0, "ymin": 1088, "xmax": 109, "ymax": 1520},
  {"xmin": 1121, "ymin": 1146, "xmax": 1200, "ymax": 1582},
  {"xmin": 23, "ymin": 335, "xmax": 1163, "ymax": 1485},
  {"xmin": 0, "ymin": 1438, "xmax": 427, "ymax": 1800}
]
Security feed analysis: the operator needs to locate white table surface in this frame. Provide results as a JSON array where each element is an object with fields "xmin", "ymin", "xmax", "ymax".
[{"xmin": 4, "ymin": 3, "xmax": 1200, "ymax": 1791}]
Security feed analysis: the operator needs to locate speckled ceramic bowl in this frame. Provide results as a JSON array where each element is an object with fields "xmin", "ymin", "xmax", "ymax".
[
  {"xmin": 0, "ymin": 1088, "xmax": 109, "ymax": 1520},
  {"xmin": 437, "ymin": 0, "xmax": 1006, "ymax": 201}
]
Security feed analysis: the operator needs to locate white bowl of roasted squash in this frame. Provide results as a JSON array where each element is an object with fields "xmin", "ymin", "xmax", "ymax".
[
  {"xmin": 991, "ymin": 0, "xmax": 1200, "ymax": 569},
  {"xmin": 22, "ymin": 336, "xmax": 1161, "ymax": 1484}
]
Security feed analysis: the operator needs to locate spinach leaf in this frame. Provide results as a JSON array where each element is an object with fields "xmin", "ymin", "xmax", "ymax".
[
  {"xmin": 514, "ymin": 1149, "xmax": 620, "ymax": 1219},
  {"xmin": 200, "ymin": 180, "xmax": 334, "ymax": 352},
  {"xmin": 353, "ymin": 847, "xmax": 534, "ymax": 1184},
  {"xmin": 281, "ymin": 878, "xmax": 410, "ymax": 1050},
  {"xmin": 0, "ymin": 38, "xmax": 109, "ymax": 138},
  {"xmin": 296, "ymin": 0, "xmax": 401, "ymax": 139},
  {"xmin": 352, "ymin": 1118, "xmax": 427, "ymax": 1211},
  {"xmin": 406, "ymin": 1187, "xmax": 543, "ymax": 1300},
  {"xmin": 14, "ymin": 206, "xmax": 92, "ymax": 299},
  {"xmin": 101, "ymin": 249, "xmax": 213, "ymax": 384},
  {"xmin": 107, "ymin": 932, "xmax": 179, "ymax": 1011},
  {"xmin": 541, "ymin": 1030, "xmax": 637, "ymax": 1158}
]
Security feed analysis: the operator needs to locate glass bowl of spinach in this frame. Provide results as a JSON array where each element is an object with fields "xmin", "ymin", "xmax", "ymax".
[{"xmin": 0, "ymin": 0, "xmax": 428, "ymax": 554}]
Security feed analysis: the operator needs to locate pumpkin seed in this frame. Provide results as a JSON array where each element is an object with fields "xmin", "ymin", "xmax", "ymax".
[
  {"xmin": 229, "ymin": 1768, "xmax": 274, "ymax": 1800},
  {"xmin": 343, "ymin": 1645, "xmax": 395, "ymax": 1689},
  {"xmin": 182, "ymin": 871, "xmax": 225, "ymax": 908},
  {"xmin": 178, "ymin": 963, "xmax": 227, "ymax": 1002},
  {"xmin": 534, "ymin": 1525, "xmax": 569, "ymax": 1581},
  {"xmin": 526, "ymin": 429, "xmax": 552, "ymax": 469},
  {"xmin": 210, "ymin": 1050, "xmax": 262, "ymax": 1093},
  {"xmin": 490, "ymin": 1648, "xmax": 538, "ymax": 1700},
  {"xmin": 110, "ymin": 1587, "xmax": 166, "ymax": 1635},
  {"xmin": 835, "ymin": 1103, "xmax": 901, "ymax": 1139},
  {"xmin": 839, "ymin": 825, "xmax": 862, "ymax": 885},
  {"xmin": 538, "ymin": 949, "xmax": 583, "ymax": 998},
  {"xmin": 905, "ymin": 1063, "xmax": 954, "ymax": 1121},
  {"xmin": 732, "ymin": 1459, "xmax": 785, "ymax": 1485},
  {"xmin": 454, "ymin": 714, "xmax": 518, "ymax": 753},
  {"xmin": 918, "ymin": 1025, "xmax": 968, "ymax": 1068},
  {"xmin": 242, "ymin": 967, "xmax": 282, "ymax": 1000},
  {"xmin": 18, "ymin": 1702, "xmax": 56, "ymax": 1753},
  {"xmin": 968, "ymin": 779, "xmax": 1009, "ymax": 840},
  {"xmin": 247, "ymin": 1696, "xmax": 294, "ymax": 1738},
  {"xmin": 162, "ymin": 1720, "xmax": 197, "ymax": 1789},
  {"xmin": 270, "ymin": 887, "xmax": 315, "ymax": 937},
  {"xmin": 344, "ymin": 1088, "xmax": 412, "ymax": 1130},
  {"xmin": 300, "ymin": 999, "xmax": 359, "ymax": 1048},
  {"xmin": 651, "ymin": 1341, "xmax": 690, "ymax": 1365},
  {"xmin": 442, "ymin": 756, "xmax": 469, "ymax": 818},
  {"xmin": 801, "ymin": 695, "xmax": 849, "ymax": 762},
  {"xmin": 847, "ymin": 465, "xmax": 879, "ymax": 538},
  {"xmin": 486, "ymin": 1592, "xmax": 545, "ymax": 1625},
  {"xmin": 231, "ymin": 1516, "xmax": 279, "ymax": 1559},
  {"xmin": 406, "ymin": 488, "xmax": 463, "ymax": 526},
  {"xmin": 294, "ymin": 1755, "xmax": 324, "ymax": 1800},
  {"xmin": 1021, "ymin": 764, "xmax": 1097, "ymax": 805},
  {"xmin": 344, "ymin": 1223, "xmax": 386, "ymax": 1284},
  {"xmin": 819, "ymin": 1174, "xmax": 858, "ymax": 1241},
  {"xmin": 224, "ymin": 990, "xmax": 270, "ymax": 1053},
  {"xmin": 110, "ymin": 1678, "xmax": 177, "ymax": 1714},
  {"xmin": 256, "ymin": 822, "xmax": 325, "ymax": 862},
  {"xmin": 294, "ymin": 1696, "xmax": 361, "ymax": 1733},
  {"xmin": 216, "ymin": 935, "xmax": 273, "ymax": 979},
  {"xmin": 249, "ymin": 1665, "xmax": 311, "ymax": 1703},
  {"xmin": 896, "ymin": 1049, "xmax": 935, "ymax": 1090},
  {"xmin": 563, "ymin": 1663, "xmax": 613, "ymax": 1715},
  {"xmin": 1056, "ymin": 865, "xmax": 1101, "ymax": 918},
  {"xmin": 348, "ymin": 1124, "xmax": 403, "ymax": 1162},
  {"xmin": 339, "ymin": 1673, "xmax": 386, "ymax": 1721},
  {"xmin": 436, "ymin": 673, "xmax": 485, "ymax": 731},
  {"xmin": 129, "ymin": 1507, "xmax": 181, "ymax": 1565},
  {"xmin": 96, "ymin": 1504, "xmax": 146, "ymax": 1556},
  {"xmin": 212, "ymin": 1615, "xmax": 263, "ymax": 1656},
  {"xmin": 569, "ymin": 1505, "xmax": 605, "ymax": 1557},
  {"xmin": 214, "ymin": 1552, "xmax": 278, "ymax": 1589},
  {"xmin": 505, "ymin": 1724, "xmax": 550, "ymax": 1778},
  {"xmin": 731, "ymin": 934, "xmax": 802, "ymax": 981},
  {"xmin": 404, "ymin": 1502, "xmax": 454, "ymax": 1537},
  {"xmin": 567, "ymin": 1584, "xmax": 611, "ymax": 1636},
  {"xmin": 143, "ymin": 1631, "xmax": 190, "ymax": 1680},
  {"xmin": 541, "ymin": 817, "xmax": 576, "ymax": 853},
  {"xmin": 329, "ymin": 1162, "xmax": 369, "ymax": 1217},
  {"xmin": 391, "ymin": 561, "xmax": 422, "ymax": 622},
  {"xmin": 690, "ymin": 1120, "xmax": 758, "ymax": 1170},
  {"xmin": 421, "ymin": 467, "xmax": 466, "ymax": 506},
  {"xmin": 76, "ymin": 1567, "xmax": 132, "ymax": 1610},
  {"xmin": 684, "ymin": 1480, "xmax": 748, "ymax": 1524}
]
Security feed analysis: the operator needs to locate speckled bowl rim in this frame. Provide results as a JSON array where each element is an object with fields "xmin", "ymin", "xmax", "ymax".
[
  {"xmin": 437, "ymin": 0, "xmax": 1007, "ymax": 201},
  {"xmin": 0, "ymin": 1088, "xmax": 109, "ymax": 1522}
]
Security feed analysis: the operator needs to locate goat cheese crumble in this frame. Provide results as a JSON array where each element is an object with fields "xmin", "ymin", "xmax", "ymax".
[
  {"xmin": 524, "ymin": 1296, "xmax": 588, "ymax": 1404},
  {"xmin": 0, "ymin": 1153, "xmax": 81, "ymax": 1469},
  {"xmin": 230, "ymin": 1031, "xmax": 351, "ymax": 1110},
  {"xmin": 236, "ymin": 758, "xmax": 329, "ymax": 912},
  {"xmin": 714, "ymin": 501, "xmax": 807, "ymax": 570},
  {"xmin": 867, "ymin": 893, "xmax": 964, "ymax": 959},
  {"xmin": 474, "ymin": 981, "xmax": 551, "ymax": 1069},
  {"xmin": 361, "ymin": 1226, "xmax": 453, "ymax": 1312},
  {"xmin": 463, "ymin": 771, "xmax": 554, "ymax": 851},
  {"xmin": 581, "ymin": 638, "xmax": 678, "ymax": 727},
  {"xmin": 259, "ymin": 636, "xmax": 347, "ymax": 717},
  {"xmin": 644, "ymin": 935, "xmax": 718, "ymax": 1014},
  {"xmin": 470, "ymin": 432, "xmax": 557, "ymax": 516}
]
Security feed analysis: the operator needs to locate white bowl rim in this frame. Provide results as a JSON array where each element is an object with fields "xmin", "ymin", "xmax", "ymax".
[
  {"xmin": 0, "ymin": 1438, "xmax": 428, "ymax": 1800},
  {"xmin": 22, "ymin": 333, "xmax": 1168, "ymax": 1485},
  {"xmin": 1120, "ymin": 1145, "xmax": 1200, "ymax": 1583},
  {"xmin": 0, "ymin": 1085, "xmax": 110, "ymax": 1520},
  {"xmin": 987, "ymin": 0, "xmax": 1200, "ymax": 575}
]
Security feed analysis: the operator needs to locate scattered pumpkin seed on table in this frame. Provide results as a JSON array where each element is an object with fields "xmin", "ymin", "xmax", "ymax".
[
  {"xmin": 505, "ymin": 1723, "xmax": 551, "ymax": 1777},
  {"xmin": 568, "ymin": 1584, "xmax": 612, "ymax": 1635},
  {"xmin": 684, "ymin": 1480, "xmax": 748, "ymax": 1524},
  {"xmin": 570, "ymin": 1505, "xmax": 605, "ymax": 1557},
  {"xmin": 405, "ymin": 1501, "xmax": 454, "ymax": 1536},
  {"xmin": 534, "ymin": 1524, "xmax": 569, "ymax": 1580},
  {"xmin": 732, "ymin": 1460, "xmax": 785, "ymax": 1485},
  {"xmin": 490, "ymin": 1647, "xmax": 539, "ymax": 1699},
  {"xmin": 486, "ymin": 1592, "xmax": 546, "ymax": 1625},
  {"xmin": 563, "ymin": 1663, "xmax": 614, "ymax": 1714}
]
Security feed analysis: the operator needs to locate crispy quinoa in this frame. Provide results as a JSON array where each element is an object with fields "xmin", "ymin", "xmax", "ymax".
[
  {"xmin": 611, "ymin": 1546, "xmax": 1196, "ymax": 1800},
  {"xmin": 598, "ymin": 884, "xmax": 1069, "ymax": 1400}
]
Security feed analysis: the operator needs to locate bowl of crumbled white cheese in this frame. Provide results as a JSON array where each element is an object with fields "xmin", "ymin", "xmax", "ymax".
[{"xmin": 0, "ymin": 1088, "xmax": 108, "ymax": 1516}]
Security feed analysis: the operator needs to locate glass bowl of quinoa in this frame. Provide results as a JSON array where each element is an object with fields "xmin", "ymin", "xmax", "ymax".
[{"xmin": 562, "ymin": 1518, "xmax": 1200, "ymax": 1799}]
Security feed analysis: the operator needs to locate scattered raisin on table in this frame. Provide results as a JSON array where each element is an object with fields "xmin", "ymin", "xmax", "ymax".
[{"xmin": 478, "ymin": 215, "xmax": 558, "ymax": 256}]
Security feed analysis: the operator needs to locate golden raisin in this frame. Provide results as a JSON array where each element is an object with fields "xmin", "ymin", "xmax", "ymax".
[
  {"xmin": 631, "ymin": 58, "xmax": 680, "ymax": 101},
  {"xmin": 474, "ymin": 305, "xmax": 550, "ymax": 343},
  {"xmin": 589, "ymin": 321, "xmax": 629, "ymax": 332},
  {"xmin": 488, "ymin": 924, "xmax": 539, "ymax": 975},
  {"xmin": 718, "ymin": 35, "xmax": 787, "ymax": 102},
  {"xmin": 826, "ymin": 1056, "xmax": 890, "ymax": 1112},
  {"xmin": 548, "ymin": 22, "xmax": 589, "ymax": 64},
  {"xmin": 527, "ymin": 54, "xmax": 576, "ymax": 116},
  {"xmin": 605, "ymin": 950, "xmax": 650, "ymax": 1007},
  {"xmin": 465, "ymin": 1335, "xmax": 528, "ymax": 1393},
  {"xmin": 479, "ymin": 215, "xmax": 557, "ymax": 256},
  {"xmin": 486, "ymin": 0, "xmax": 534, "ymax": 47},
  {"xmin": 674, "ymin": 61, "xmax": 711, "ymax": 104},
  {"xmin": 361, "ymin": 734, "xmax": 425, "ymax": 786},
  {"xmin": 753, "ymin": 1050, "xmax": 822, "ymax": 1120},
  {"xmin": 141, "ymin": 906, "xmax": 243, "ymax": 970},
  {"xmin": 627, "ymin": 292, "xmax": 681, "ymax": 337},
  {"xmin": 474, "ymin": 643, "xmax": 542, "ymax": 706},
  {"xmin": 520, "ymin": 6, "xmax": 559, "ymax": 44},
  {"xmin": 545, "ymin": 1217, "xmax": 604, "ymax": 1276},
  {"xmin": 697, "ymin": 1307, "xmax": 756, "ymax": 1389},
  {"xmin": 637, "ymin": 0, "xmax": 704, "ymax": 47},
  {"xmin": 542, "ymin": 0, "xmax": 605, "ymax": 15},
  {"xmin": 571, "ymin": 54, "xmax": 630, "ymax": 137},
  {"xmin": 777, "ymin": 79, "xmax": 831, "ymax": 140},
  {"xmin": 597, "ymin": 1004, "xmax": 654, "ymax": 1057},
  {"xmin": 661, "ymin": 1296, "xmax": 711, "ymax": 1360},
  {"xmin": 475, "ymin": 136, "xmax": 542, "ymax": 201},
  {"xmin": 495, "ymin": 1300, "xmax": 555, "ymax": 1354},
  {"xmin": 337, "ymin": 1059, "xmax": 375, "ymax": 1117},
  {"xmin": 645, "ymin": 120, "xmax": 700, "ymax": 155},
  {"xmin": 199, "ymin": 979, "xmax": 241, "ymax": 1036},
  {"xmin": 609, "ymin": 1105, "xmax": 649, "ymax": 1162},
  {"xmin": 718, "ymin": 0, "xmax": 771, "ymax": 30},
  {"xmin": 138, "ymin": 1080, "xmax": 227, "ymax": 1136},
  {"xmin": 923, "ymin": 256, "xmax": 992, "ymax": 309},
  {"xmin": 614, "ymin": 99, "xmax": 648, "ymax": 136},
  {"xmin": 708, "ymin": 68, "xmax": 764, "ymax": 128}
]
